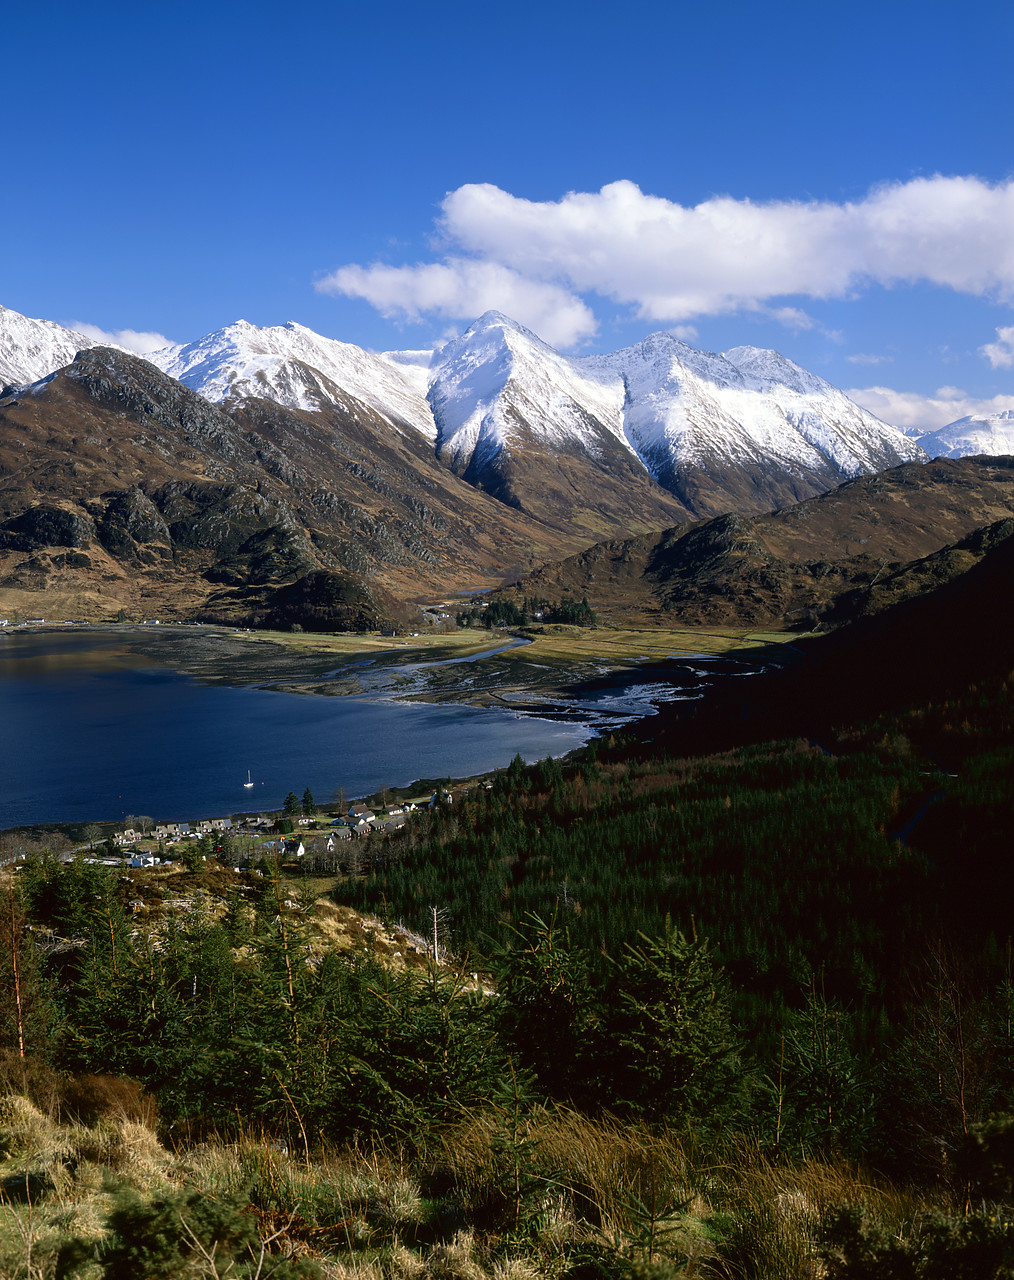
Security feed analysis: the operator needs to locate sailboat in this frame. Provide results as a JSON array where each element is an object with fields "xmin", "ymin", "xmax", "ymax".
[{"xmin": 243, "ymin": 770, "xmax": 254, "ymax": 788}]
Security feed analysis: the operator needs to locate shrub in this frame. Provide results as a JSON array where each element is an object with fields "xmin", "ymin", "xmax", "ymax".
[
  {"xmin": 70, "ymin": 1184, "xmax": 323, "ymax": 1280},
  {"xmin": 821, "ymin": 1203, "xmax": 1014, "ymax": 1280}
]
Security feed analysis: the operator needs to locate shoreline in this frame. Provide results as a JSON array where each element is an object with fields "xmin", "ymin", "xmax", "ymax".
[{"xmin": 2, "ymin": 622, "xmax": 801, "ymax": 836}]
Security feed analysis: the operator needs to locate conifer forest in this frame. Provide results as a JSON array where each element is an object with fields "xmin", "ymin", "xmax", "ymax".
[{"xmin": 1, "ymin": 655, "xmax": 1013, "ymax": 1278}]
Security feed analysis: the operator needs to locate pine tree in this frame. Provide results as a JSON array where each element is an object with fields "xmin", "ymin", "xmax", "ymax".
[
  {"xmin": 495, "ymin": 912, "xmax": 595, "ymax": 1104},
  {"xmin": 0, "ymin": 876, "xmax": 57, "ymax": 1058},
  {"xmin": 598, "ymin": 920, "xmax": 743, "ymax": 1125}
]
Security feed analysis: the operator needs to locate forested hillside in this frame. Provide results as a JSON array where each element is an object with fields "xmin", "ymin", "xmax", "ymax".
[{"xmin": 2, "ymin": 629, "xmax": 1013, "ymax": 1275}]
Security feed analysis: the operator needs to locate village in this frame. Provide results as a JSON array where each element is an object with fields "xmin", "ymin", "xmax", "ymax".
[{"xmin": 89, "ymin": 785, "xmax": 466, "ymax": 873}]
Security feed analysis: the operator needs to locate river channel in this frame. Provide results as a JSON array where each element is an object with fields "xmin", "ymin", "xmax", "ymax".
[{"xmin": 0, "ymin": 626, "xmax": 766, "ymax": 829}]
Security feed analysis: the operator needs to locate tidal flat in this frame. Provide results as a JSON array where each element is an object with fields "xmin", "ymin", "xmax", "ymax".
[{"xmin": 114, "ymin": 621, "xmax": 800, "ymax": 708}]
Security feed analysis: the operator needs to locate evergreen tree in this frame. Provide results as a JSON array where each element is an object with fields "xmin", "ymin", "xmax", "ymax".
[
  {"xmin": 495, "ymin": 913, "xmax": 596, "ymax": 1105},
  {"xmin": 598, "ymin": 923, "xmax": 743, "ymax": 1125},
  {"xmin": 0, "ymin": 876, "xmax": 57, "ymax": 1058}
]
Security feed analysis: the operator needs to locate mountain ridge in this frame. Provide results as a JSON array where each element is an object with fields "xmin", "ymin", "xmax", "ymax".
[
  {"xmin": 0, "ymin": 346, "xmax": 591, "ymax": 626},
  {"xmin": 2, "ymin": 302, "xmax": 928, "ymax": 529}
]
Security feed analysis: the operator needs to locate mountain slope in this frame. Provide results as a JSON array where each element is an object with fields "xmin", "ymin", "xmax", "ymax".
[
  {"xmin": 428, "ymin": 312, "xmax": 691, "ymax": 536},
  {"xmin": 584, "ymin": 333, "xmax": 925, "ymax": 514},
  {"xmin": 640, "ymin": 520, "xmax": 1014, "ymax": 762},
  {"xmin": 0, "ymin": 348, "xmax": 580, "ymax": 624},
  {"xmin": 503, "ymin": 455, "xmax": 1014, "ymax": 628}
]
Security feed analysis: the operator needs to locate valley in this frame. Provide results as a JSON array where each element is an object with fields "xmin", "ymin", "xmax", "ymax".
[
  {"xmin": 2, "ymin": 288, "xmax": 1013, "ymax": 1273},
  {"xmin": 125, "ymin": 617, "xmax": 794, "ymax": 703}
]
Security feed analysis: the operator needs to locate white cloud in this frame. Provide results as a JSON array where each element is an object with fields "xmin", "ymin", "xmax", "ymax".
[
  {"xmin": 71, "ymin": 322, "xmax": 174, "ymax": 355},
  {"xmin": 441, "ymin": 177, "xmax": 1014, "ymax": 320},
  {"xmin": 981, "ymin": 325, "xmax": 1014, "ymax": 369},
  {"xmin": 765, "ymin": 306, "xmax": 819, "ymax": 332},
  {"xmin": 847, "ymin": 384, "xmax": 1014, "ymax": 431},
  {"xmin": 668, "ymin": 324, "xmax": 698, "ymax": 340},
  {"xmin": 319, "ymin": 175, "xmax": 1014, "ymax": 347},
  {"xmin": 316, "ymin": 258, "xmax": 596, "ymax": 348},
  {"xmin": 847, "ymin": 352, "xmax": 894, "ymax": 365}
]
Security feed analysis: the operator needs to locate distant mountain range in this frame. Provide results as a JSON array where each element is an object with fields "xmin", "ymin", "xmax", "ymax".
[
  {"xmin": 0, "ymin": 300, "xmax": 1010, "ymax": 628},
  {"xmin": 2, "ymin": 302, "xmax": 927, "ymax": 518},
  {"xmin": 917, "ymin": 409, "xmax": 1014, "ymax": 459}
]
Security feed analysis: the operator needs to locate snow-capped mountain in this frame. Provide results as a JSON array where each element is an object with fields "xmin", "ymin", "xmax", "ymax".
[
  {"xmin": 424, "ymin": 313, "xmax": 925, "ymax": 517},
  {"xmin": 428, "ymin": 312, "xmax": 631, "ymax": 471},
  {"xmin": 2, "ymin": 300, "xmax": 930, "ymax": 523},
  {"xmin": 0, "ymin": 304, "xmax": 100, "ymax": 388},
  {"xmin": 597, "ymin": 332, "xmax": 925, "ymax": 505},
  {"xmin": 147, "ymin": 320, "xmax": 436, "ymax": 439},
  {"xmin": 918, "ymin": 410, "xmax": 1014, "ymax": 459},
  {"xmin": 421, "ymin": 312, "xmax": 686, "ymax": 530}
]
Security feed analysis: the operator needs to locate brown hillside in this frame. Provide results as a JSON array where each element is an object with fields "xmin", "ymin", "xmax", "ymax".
[
  {"xmin": 504, "ymin": 456, "xmax": 1014, "ymax": 628},
  {"xmin": 0, "ymin": 349, "xmax": 605, "ymax": 624}
]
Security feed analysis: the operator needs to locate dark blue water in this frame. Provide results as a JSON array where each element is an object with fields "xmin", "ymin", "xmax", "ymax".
[
  {"xmin": 0, "ymin": 629, "xmax": 770, "ymax": 829},
  {"xmin": 0, "ymin": 631, "xmax": 591, "ymax": 828}
]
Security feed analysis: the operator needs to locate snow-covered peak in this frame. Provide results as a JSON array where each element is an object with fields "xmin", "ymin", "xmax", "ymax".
[
  {"xmin": 147, "ymin": 319, "xmax": 436, "ymax": 438},
  {"xmin": 722, "ymin": 345, "xmax": 831, "ymax": 397},
  {"xmin": 421, "ymin": 316, "xmax": 924, "ymax": 489},
  {"xmin": 576, "ymin": 328, "xmax": 922, "ymax": 480},
  {"xmin": 461, "ymin": 309, "xmax": 548, "ymax": 346},
  {"xmin": 428, "ymin": 304, "xmax": 631, "ymax": 468},
  {"xmin": 0, "ymin": 303, "xmax": 100, "ymax": 388},
  {"xmin": 585, "ymin": 331, "xmax": 744, "ymax": 397},
  {"xmin": 918, "ymin": 410, "xmax": 1014, "ymax": 459}
]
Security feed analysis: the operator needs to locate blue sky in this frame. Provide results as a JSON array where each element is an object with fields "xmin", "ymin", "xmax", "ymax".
[{"xmin": 4, "ymin": 0, "xmax": 1014, "ymax": 428}]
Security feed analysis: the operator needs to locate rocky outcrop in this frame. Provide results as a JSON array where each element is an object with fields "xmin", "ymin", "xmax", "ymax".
[{"xmin": 0, "ymin": 505, "xmax": 95, "ymax": 552}]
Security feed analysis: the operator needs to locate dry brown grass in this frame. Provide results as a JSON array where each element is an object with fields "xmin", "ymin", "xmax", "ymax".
[
  {"xmin": 703, "ymin": 1141, "xmax": 949, "ymax": 1280},
  {"xmin": 432, "ymin": 1105, "xmax": 710, "ymax": 1262},
  {"xmin": 0, "ymin": 1092, "xmax": 177, "ymax": 1279},
  {"xmin": 310, "ymin": 902, "xmax": 431, "ymax": 970},
  {"xmin": 0, "ymin": 1097, "xmax": 956, "ymax": 1280}
]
